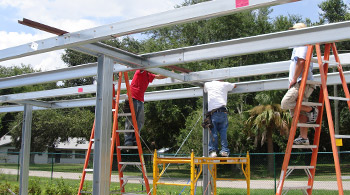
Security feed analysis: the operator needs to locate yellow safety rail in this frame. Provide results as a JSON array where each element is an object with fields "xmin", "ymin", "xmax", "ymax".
[{"xmin": 153, "ymin": 150, "xmax": 250, "ymax": 195}]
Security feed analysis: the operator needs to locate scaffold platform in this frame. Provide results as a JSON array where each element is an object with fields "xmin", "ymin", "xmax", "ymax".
[{"xmin": 152, "ymin": 150, "xmax": 250, "ymax": 195}]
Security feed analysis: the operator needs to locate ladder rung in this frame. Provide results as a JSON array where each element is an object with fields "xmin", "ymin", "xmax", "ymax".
[
  {"xmin": 306, "ymin": 80, "xmax": 321, "ymax": 85},
  {"xmin": 118, "ymin": 113, "xmax": 132, "ymax": 117},
  {"xmin": 342, "ymin": 176, "xmax": 350, "ymax": 180},
  {"xmin": 119, "ymin": 162, "xmax": 142, "ymax": 166},
  {"xmin": 302, "ymin": 102, "xmax": 322, "ymax": 107},
  {"xmin": 311, "ymin": 58, "xmax": 339, "ymax": 65},
  {"xmin": 335, "ymin": 135, "xmax": 350, "ymax": 139},
  {"xmin": 328, "ymin": 96, "xmax": 350, "ymax": 101},
  {"xmin": 85, "ymin": 169, "xmax": 93, "ymax": 172},
  {"xmin": 116, "ymin": 130, "xmax": 135, "ymax": 133},
  {"xmin": 79, "ymin": 191, "xmax": 92, "ymax": 194},
  {"xmin": 292, "ymin": 145, "xmax": 317, "ymax": 149},
  {"xmin": 297, "ymin": 123, "xmax": 320, "ymax": 128},
  {"xmin": 121, "ymin": 192, "xmax": 146, "ymax": 195},
  {"xmin": 283, "ymin": 186, "xmax": 311, "ymax": 190},
  {"xmin": 118, "ymin": 146, "xmax": 138, "ymax": 150},
  {"xmin": 287, "ymin": 166, "xmax": 314, "ymax": 169},
  {"xmin": 121, "ymin": 176, "xmax": 145, "ymax": 181}
]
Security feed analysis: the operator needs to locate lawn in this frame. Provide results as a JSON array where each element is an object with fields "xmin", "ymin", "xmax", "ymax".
[
  {"xmin": 0, "ymin": 174, "xmax": 345, "ymax": 195},
  {"xmin": 1, "ymin": 161, "xmax": 349, "ymax": 181}
]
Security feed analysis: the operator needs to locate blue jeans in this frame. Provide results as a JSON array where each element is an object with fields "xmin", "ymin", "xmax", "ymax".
[
  {"xmin": 124, "ymin": 98, "xmax": 145, "ymax": 146},
  {"xmin": 209, "ymin": 112, "xmax": 229, "ymax": 154}
]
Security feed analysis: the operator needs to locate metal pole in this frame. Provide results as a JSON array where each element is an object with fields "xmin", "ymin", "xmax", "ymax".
[
  {"xmin": 19, "ymin": 104, "xmax": 33, "ymax": 195},
  {"xmin": 51, "ymin": 153, "xmax": 54, "ymax": 180},
  {"xmin": 274, "ymin": 153, "xmax": 276, "ymax": 193},
  {"xmin": 202, "ymin": 90, "xmax": 210, "ymax": 195},
  {"xmin": 92, "ymin": 54, "xmax": 114, "ymax": 195},
  {"xmin": 333, "ymin": 68, "xmax": 340, "ymax": 159}
]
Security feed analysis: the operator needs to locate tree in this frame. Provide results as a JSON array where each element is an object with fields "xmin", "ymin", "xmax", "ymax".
[
  {"xmin": 245, "ymin": 91, "xmax": 290, "ymax": 173},
  {"xmin": 9, "ymin": 108, "xmax": 94, "ymax": 163},
  {"xmin": 0, "ymin": 65, "xmax": 57, "ymax": 138},
  {"xmin": 319, "ymin": 0, "xmax": 349, "ymax": 23}
]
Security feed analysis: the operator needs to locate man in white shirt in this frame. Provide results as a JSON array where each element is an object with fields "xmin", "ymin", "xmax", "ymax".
[
  {"xmin": 281, "ymin": 23, "xmax": 319, "ymax": 145},
  {"xmin": 204, "ymin": 80, "xmax": 236, "ymax": 157}
]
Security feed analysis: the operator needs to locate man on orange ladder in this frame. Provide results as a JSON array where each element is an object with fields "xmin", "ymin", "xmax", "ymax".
[
  {"xmin": 124, "ymin": 70, "xmax": 166, "ymax": 146},
  {"xmin": 281, "ymin": 23, "xmax": 319, "ymax": 145}
]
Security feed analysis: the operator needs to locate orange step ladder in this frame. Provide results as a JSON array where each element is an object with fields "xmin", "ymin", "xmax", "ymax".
[
  {"xmin": 276, "ymin": 43, "xmax": 350, "ymax": 195},
  {"xmin": 78, "ymin": 72, "xmax": 150, "ymax": 194}
]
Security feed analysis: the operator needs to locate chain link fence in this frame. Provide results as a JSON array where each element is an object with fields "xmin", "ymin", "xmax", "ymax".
[{"xmin": 0, "ymin": 151, "xmax": 349, "ymax": 194}]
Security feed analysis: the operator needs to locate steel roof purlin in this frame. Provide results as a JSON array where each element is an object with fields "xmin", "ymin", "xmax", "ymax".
[{"xmin": 0, "ymin": 0, "xmax": 298, "ymax": 62}]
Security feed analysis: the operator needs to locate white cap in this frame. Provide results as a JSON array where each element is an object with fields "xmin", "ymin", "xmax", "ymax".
[{"xmin": 289, "ymin": 23, "xmax": 307, "ymax": 30}]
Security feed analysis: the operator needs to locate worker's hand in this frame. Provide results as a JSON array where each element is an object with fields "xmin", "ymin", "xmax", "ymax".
[
  {"xmin": 155, "ymin": 74, "xmax": 167, "ymax": 79},
  {"xmin": 289, "ymin": 79, "xmax": 297, "ymax": 89}
]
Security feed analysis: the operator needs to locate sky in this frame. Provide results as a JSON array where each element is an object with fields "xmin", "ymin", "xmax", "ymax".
[{"xmin": 0, "ymin": 0, "xmax": 349, "ymax": 71}]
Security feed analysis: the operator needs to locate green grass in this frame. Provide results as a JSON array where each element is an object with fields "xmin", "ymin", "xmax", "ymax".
[
  {"xmin": 0, "ymin": 174, "xmax": 347, "ymax": 195},
  {"xmin": 1, "ymin": 162, "xmax": 350, "ymax": 181}
]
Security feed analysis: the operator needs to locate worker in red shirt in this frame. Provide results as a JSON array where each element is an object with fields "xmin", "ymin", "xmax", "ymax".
[{"xmin": 124, "ymin": 70, "xmax": 166, "ymax": 146}]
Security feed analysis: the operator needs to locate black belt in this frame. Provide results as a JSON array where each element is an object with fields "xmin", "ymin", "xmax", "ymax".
[{"xmin": 212, "ymin": 107, "xmax": 228, "ymax": 113}]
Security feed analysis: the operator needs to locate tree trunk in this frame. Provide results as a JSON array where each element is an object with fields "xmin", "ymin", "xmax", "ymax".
[{"xmin": 266, "ymin": 128, "xmax": 274, "ymax": 174}]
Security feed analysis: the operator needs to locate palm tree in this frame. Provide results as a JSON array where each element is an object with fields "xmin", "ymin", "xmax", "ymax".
[{"xmin": 245, "ymin": 91, "xmax": 290, "ymax": 173}]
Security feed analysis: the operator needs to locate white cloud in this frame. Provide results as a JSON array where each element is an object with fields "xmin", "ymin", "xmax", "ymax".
[
  {"xmin": 0, "ymin": 30, "xmax": 67, "ymax": 71},
  {"xmin": 0, "ymin": 0, "xmax": 184, "ymax": 71}
]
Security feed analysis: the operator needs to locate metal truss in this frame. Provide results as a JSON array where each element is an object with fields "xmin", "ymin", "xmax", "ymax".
[
  {"xmin": 1, "ymin": 53, "xmax": 350, "ymax": 90},
  {"xmin": 0, "ymin": 0, "xmax": 297, "ymax": 62},
  {"xmin": 1, "ymin": 70, "xmax": 350, "ymax": 113},
  {"xmin": 2, "ymin": 0, "xmax": 350, "ymax": 194}
]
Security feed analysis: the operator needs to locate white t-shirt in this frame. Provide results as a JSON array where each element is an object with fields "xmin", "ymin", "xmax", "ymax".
[
  {"xmin": 289, "ymin": 46, "xmax": 314, "ymax": 84},
  {"xmin": 204, "ymin": 81, "xmax": 236, "ymax": 112}
]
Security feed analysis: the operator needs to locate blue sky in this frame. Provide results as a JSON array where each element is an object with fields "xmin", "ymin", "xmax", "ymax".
[
  {"xmin": 0, "ymin": 0, "xmax": 349, "ymax": 71},
  {"xmin": 271, "ymin": 0, "xmax": 350, "ymax": 22}
]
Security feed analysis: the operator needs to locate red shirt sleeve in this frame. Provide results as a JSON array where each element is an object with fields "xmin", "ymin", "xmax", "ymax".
[{"xmin": 148, "ymin": 72, "xmax": 156, "ymax": 83}]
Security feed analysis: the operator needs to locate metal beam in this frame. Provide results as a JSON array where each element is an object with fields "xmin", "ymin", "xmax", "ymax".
[
  {"xmin": 2, "ymin": 71, "xmax": 350, "ymax": 113},
  {"xmin": 0, "ymin": 62, "xmax": 97, "ymax": 89},
  {"xmin": 141, "ymin": 21, "xmax": 350, "ymax": 67},
  {"xmin": 18, "ymin": 18, "xmax": 193, "ymax": 81},
  {"xmin": 93, "ymin": 55, "xmax": 113, "ymax": 194},
  {"xmin": 0, "ymin": 85, "xmax": 97, "ymax": 102},
  {"xmin": 147, "ymin": 67, "xmax": 186, "ymax": 81},
  {"xmin": 2, "ymin": 53, "xmax": 350, "ymax": 102},
  {"xmin": 2, "ymin": 53, "xmax": 350, "ymax": 103},
  {"xmin": 202, "ymin": 90, "xmax": 210, "ymax": 195},
  {"xmin": 19, "ymin": 104, "xmax": 33, "ymax": 195},
  {"xmin": 16, "ymin": 100, "xmax": 54, "ymax": 108},
  {"xmin": 0, "ymin": 0, "xmax": 297, "ymax": 62},
  {"xmin": 1, "ymin": 21, "xmax": 350, "ymax": 90}
]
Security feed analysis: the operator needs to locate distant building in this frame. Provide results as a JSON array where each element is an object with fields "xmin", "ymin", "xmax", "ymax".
[{"xmin": 0, "ymin": 136, "xmax": 90, "ymax": 164}]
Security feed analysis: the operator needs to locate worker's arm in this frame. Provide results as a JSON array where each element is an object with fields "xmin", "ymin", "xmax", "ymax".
[
  {"xmin": 289, "ymin": 58, "xmax": 305, "ymax": 89},
  {"xmin": 155, "ymin": 74, "xmax": 167, "ymax": 79}
]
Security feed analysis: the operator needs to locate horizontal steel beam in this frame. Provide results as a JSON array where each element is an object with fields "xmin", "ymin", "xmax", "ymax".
[
  {"xmin": 147, "ymin": 68, "xmax": 186, "ymax": 81},
  {"xmin": 1, "ymin": 71, "xmax": 349, "ymax": 112},
  {"xmin": 16, "ymin": 100, "xmax": 54, "ymax": 108},
  {"xmin": 1, "ymin": 52, "xmax": 350, "ymax": 90},
  {"xmin": 141, "ymin": 21, "xmax": 350, "ymax": 67},
  {"xmin": 0, "ymin": 0, "xmax": 296, "ymax": 62},
  {"xmin": 0, "ymin": 62, "xmax": 97, "ymax": 89},
  {"xmin": 1, "ymin": 21, "xmax": 347, "ymax": 90},
  {"xmin": 0, "ymin": 78, "xmax": 182, "ymax": 103}
]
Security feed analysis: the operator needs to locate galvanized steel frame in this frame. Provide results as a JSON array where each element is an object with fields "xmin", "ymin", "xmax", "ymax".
[{"xmin": 1, "ymin": 0, "xmax": 350, "ymax": 194}]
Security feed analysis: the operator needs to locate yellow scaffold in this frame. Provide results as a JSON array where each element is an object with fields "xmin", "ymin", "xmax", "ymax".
[{"xmin": 153, "ymin": 150, "xmax": 250, "ymax": 195}]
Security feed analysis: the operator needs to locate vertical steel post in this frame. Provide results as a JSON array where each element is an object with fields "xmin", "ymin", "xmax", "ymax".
[
  {"xmin": 93, "ymin": 55, "xmax": 114, "ymax": 195},
  {"xmin": 333, "ymin": 70, "xmax": 340, "ymax": 155},
  {"xmin": 19, "ymin": 104, "xmax": 33, "ymax": 195},
  {"xmin": 202, "ymin": 90, "xmax": 210, "ymax": 195}
]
